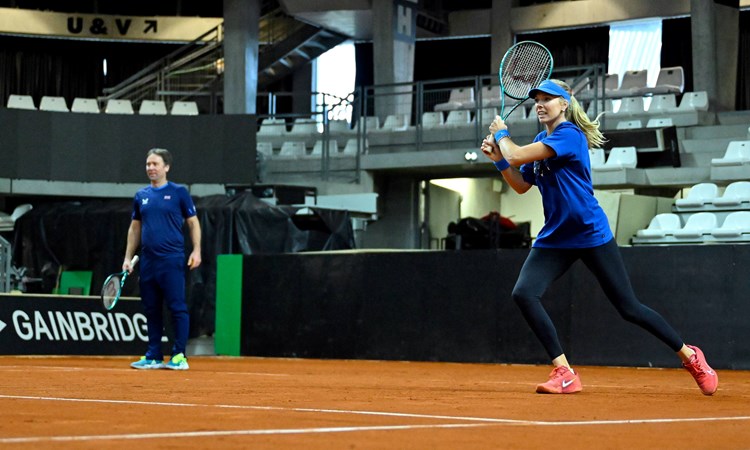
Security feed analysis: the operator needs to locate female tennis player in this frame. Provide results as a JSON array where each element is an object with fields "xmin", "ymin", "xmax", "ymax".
[{"xmin": 480, "ymin": 79, "xmax": 718, "ymax": 395}]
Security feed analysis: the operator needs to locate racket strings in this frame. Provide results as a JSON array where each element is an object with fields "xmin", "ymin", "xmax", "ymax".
[
  {"xmin": 102, "ymin": 276, "xmax": 121, "ymax": 309},
  {"xmin": 501, "ymin": 45, "xmax": 553, "ymax": 99}
]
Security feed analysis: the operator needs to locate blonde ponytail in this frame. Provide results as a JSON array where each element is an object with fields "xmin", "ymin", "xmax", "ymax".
[{"xmin": 550, "ymin": 79, "xmax": 607, "ymax": 149}]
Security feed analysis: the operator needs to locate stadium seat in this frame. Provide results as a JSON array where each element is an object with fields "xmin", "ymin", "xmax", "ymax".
[
  {"xmin": 278, "ymin": 141, "xmax": 306, "ymax": 159},
  {"xmin": 434, "ymin": 86, "xmax": 475, "ymax": 111},
  {"xmin": 710, "ymin": 211, "xmax": 750, "ymax": 240},
  {"xmin": 58, "ymin": 270, "xmax": 93, "ymax": 295},
  {"xmin": 328, "ymin": 119, "xmax": 352, "ymax": 135},
  {"xmin": 613, "ymin": 96, "xmax": 645, "ymax": 117},
  {"xmin": 675, "ymin": 183, "xmax": 719, "ymax": 208},
  {"xmin": 479, "ymin": 85, "xmax": 501, "ymax": 107},
  {"xmin": 712, "ymin": 181, "xmax": 750, "ymax": 207},
  {"xmin": 635, "ymin": 213, "xmax": 682, "ymax": 239},
  {"xmin": 138, "ymin": 100, "xmax": 168, "ymax": 115},
  {"xmin": 603, "ymin": 73, "xmax": 620, "ymax": 97},
  {"xmin": 676, "ymin": 91, "xmax": 708, "ymax": 112},
  {"xmin": 104, "ymin": 99, "xmax": 134, "ymax": 115},
  {"xmin": 359, "ymin": 116, "xmax": 380, "ymax": 133},
  {"xmin": 308, "ymin": 140, "xmax": 338, "ymax": 158},
  {"xmin": 647, "ymin": 94, "xmax": 678, "ymax": 114},
  {"xmin": 445, "ymin": 110, "xmax": 472, "ymax": 127},
  {"xmin": 289, "ymin": 118, "xmax": 320, "ymax": 136},
  {"xmin": 616, "ymin": 120, "xmax": 643, "ymax": 130},
  {"xmin": 613, "ymin": 69, "xmax": 648, "ymax": 97},
  {"xmin": 340, "ymin": 138, "xmax": 366, "ymax": 157},
  {"xmin": 586, "ymin": 98, "xmax": 614, "ymax": 118},
  {"xmin": 594, "ymin": 146, "xmax": 637, "ymax": 171},
  {"xmin": 673, "ymin": 212, "xmax": 717, "ymax": 240},
  {"xmin": 380, "ymin": 114, "xmax": 410, "ymax": 131},
  {"xmin": 170, "ymin": 100, "xmax": 199, "ymax": 115},
  {"xmin": 478, "ymin": 107, "xmax": 498, "ymax": 125},
  {"xmin": 39, "ymin": 96, "xmax": 69, "ymax": 112},
  {"xmin": 257, "ymin": 118, "xmax": 287, "ymax": 136},
  {"xmin": 422, "ymin": 111, "xmax": 444, "ymax": 129},
  {"xmin": 711, "ymin": 141, "xmax": 750, "ymax": 166},
  {"xmin": 646, "ymin": 117, "xmax": 674, "ymax": 128},
  {"xmin": 7, "ymin": 94, "xmax": 36, "ymax": 110},
  {"xmin": 71, "ymin": 97, "xmax": 100, "ymax": 113},
  {"xmin": 256, "ymin": 141, "xmax": 273, "ymax": 157},
  {"xmin": 638, "ymin": 66, "xmax": 685, "ymax": 96},
  {"xmin": 589, "ymin": 148, "xmax": 606, "ymax": 170}
]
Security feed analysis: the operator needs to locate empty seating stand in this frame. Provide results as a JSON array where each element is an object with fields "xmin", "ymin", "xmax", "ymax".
[
  {"xmin": 434, "ymin": 87, "xmax": 475, "ymax": 111},
  {"xmin": 674, "ymin": 183, "xmax": 718, "ymax": 211},
  {"xmin": 139, "ymin": 100, "xmax": 168, "ymax": 115},
  {"xmin": 710, "ymin": 211, "xmax": 750, "ymax": 242},
  {"xmin": 39, "ymin": 96, "xmax": 69, "ymax": 112},
  {"xmin": 632, "ymin": 213, "xmax": 683, "ymax": 244},
  {"xmin": 632, "ymin": 212, "xmax": 718, "ymax": 245},
  {"xmin": 71, "ymin": 98, "xmax": 100, "ymax": 113},
  {"xmin": 104, "ymin": 99, "xmax": 134, "ymax": 114},
  {"xmin": 711, "ymin": 140, "xmax": 750, "ymax": 181},
  {"xmin": 712, "ymin": 181, "xmax": 750, "ymax": 208},
  {"xmin": 637, "ymin": 66, "xmax": 684, "ymax": 96},
  {"xmin": 612, "ymin": 70, "xmax": 648, "ymax": 98},
  {"xmin": 592, "ymin": 146, "xmax": 645, "ymax": 187},
  {"xmin": 7, "ymin": 94, "xmax": 36, "ymax": 110},
  {"xmin": 170, "ymin": 101, "xmax": 199, "ymax": 115}
]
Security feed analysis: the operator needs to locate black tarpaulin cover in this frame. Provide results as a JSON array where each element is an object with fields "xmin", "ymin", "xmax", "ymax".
[{"xmin": 12, "ymin": 191, "xmax": 356, "ymax": 337}]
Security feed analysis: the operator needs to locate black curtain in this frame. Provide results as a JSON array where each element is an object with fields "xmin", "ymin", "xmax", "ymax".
[
  {"xmin": 0, "ymin": 35, "xmax": 178, "ymax": 108},
  {"xmin": 661, "ymin": 17, "xmax": 694, "ymax": 94},
  {"xmin": 737, "ymin": 11, "xmax": 750, "ymax": 110}
]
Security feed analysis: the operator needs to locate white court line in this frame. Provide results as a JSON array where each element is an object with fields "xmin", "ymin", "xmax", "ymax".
[
  {"xmin": 0, "ymin": 394, "xmax": 524, "ymax": 424},
  {"xmin": 1, "ymin": 394, "xmax": 750, "ymax": 445},
  {"xmin": 0, "ymin": 423, "xmax": 487, "ymax": 444},
  {"xmin": 2, "ymin": 394, "xmax": 750, "ymax": 427},
  {"xmin": 0, "ymin": 365, "xmax": 291, "ymax": 377}
]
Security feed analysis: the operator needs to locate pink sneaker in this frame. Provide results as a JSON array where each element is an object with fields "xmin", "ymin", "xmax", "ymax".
[
  {"xmin": 683, "ymin": 345, "xmax": 718, "ymax": 395},
  {"xmin": 536, "ymin": 366, "xmax": 582, "ymax": 394}
]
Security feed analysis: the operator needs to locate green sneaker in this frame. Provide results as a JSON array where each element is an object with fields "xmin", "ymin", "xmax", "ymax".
[
  {"xmin": 165, "ymin": 353, "xmax": 189, "ymax": 370},
  {"xmin": 130, "ymin": 356, "xmax": 164, "ymax": 370}
]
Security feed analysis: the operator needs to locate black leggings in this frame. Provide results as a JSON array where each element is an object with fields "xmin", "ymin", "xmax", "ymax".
[{"xmin": 512, "ymin": 238, "xmax": 684, "ymax": 360}]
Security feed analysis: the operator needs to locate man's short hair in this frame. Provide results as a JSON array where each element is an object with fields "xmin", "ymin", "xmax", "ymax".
[{"xmin": 147, "ymin": 148, "xmax": 172, "ymax": 166}]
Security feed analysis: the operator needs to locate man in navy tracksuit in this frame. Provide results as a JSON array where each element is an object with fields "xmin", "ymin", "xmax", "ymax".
[{"xmin": 123, "ymin": 148, "xmax": 202, "ymax": 370}]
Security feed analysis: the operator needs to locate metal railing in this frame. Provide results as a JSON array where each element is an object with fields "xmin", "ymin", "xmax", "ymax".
[
  {"xmin": 99, "ymin": 8, "xmax": 306, "ymax": 112},
  {"xmin": 0, "ymin": 235, "xmax": 11, "ymax": 293},
  {"xmin": 256, "ymin": 64, "xmax": 607, "ymax": 184}
]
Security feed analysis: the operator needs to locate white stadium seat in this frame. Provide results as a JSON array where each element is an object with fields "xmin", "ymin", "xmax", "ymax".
[
  {"xmin": 170, "ymin": 100, "xmax": 199, "ymax": 115},
  {"xmin": 7, "ymin": 94, "xmax": 36, "ymax": 110},
  {"xmin": 39, "ymin": 96, "xmax": 69, "ymax": 112},
  {"xmin": 71, "ymin": 97, "xmax": 100, "ymax": 113},
  {"xmin": 139, "ymin": 100, "xmax": 168, "ymax": 115},
  {"xmin": 104, "ymin": 99, "xmax": 134, "ymax": 115}
]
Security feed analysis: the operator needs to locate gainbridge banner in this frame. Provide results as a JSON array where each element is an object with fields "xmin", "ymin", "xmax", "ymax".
[{"xmin": 0, "ymin": 294, "xmax": 168, "ymax": 355}]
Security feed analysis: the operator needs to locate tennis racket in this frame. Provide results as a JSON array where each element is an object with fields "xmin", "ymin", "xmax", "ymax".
[
  {"xmin": 101, "ymin": 255, "xmax": 139, "ymax": 311},
  {"xmin": 498, "ymin": 41, "xmax": 554, "ymax": 120}
]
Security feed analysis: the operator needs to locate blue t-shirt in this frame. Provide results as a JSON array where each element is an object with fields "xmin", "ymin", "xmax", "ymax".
[
  {"xmin": 519, "ymin": 122, "xmax": 613, "ymax": 248},
  {"xmin": 132, "ymin": 181, "xmax": 197, "ymax": 259}
]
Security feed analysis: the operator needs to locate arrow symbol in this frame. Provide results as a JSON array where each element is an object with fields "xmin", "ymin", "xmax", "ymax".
[{"xmin": 0, "ymin": 319, "xmax": 5, "ymax": 333}]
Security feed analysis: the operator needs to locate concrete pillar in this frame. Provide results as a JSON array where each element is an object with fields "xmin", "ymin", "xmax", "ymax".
[
  {"xmin": 372, "ymin": 0, "xmax": 417, "ymax": 122},
  {"xmin": 490, "ymin": 0, "xmax": 514, "ymax": 75},
  {"xmin": 223, "ymin": 0, "xmax": 260, "ymax": 114},
  {"xmin": 691, "ymin": 0, "xmax": 739, "ymax": 112}
]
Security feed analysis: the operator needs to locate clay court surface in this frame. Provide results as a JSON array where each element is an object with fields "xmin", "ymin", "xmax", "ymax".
[{"xmin": 0, "ymin": 356, "xmax": 749, "ymax": 449}]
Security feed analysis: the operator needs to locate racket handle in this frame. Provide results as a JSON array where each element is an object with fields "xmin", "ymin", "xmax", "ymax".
[{"xmin": 130, "ymin": 255, "xmax": 139, "ymax": 267}]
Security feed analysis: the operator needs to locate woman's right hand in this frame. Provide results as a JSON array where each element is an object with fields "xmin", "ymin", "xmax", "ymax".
[{"xmin": 481, "ymin": 134, "xmax": 502, "ymax": 162}]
